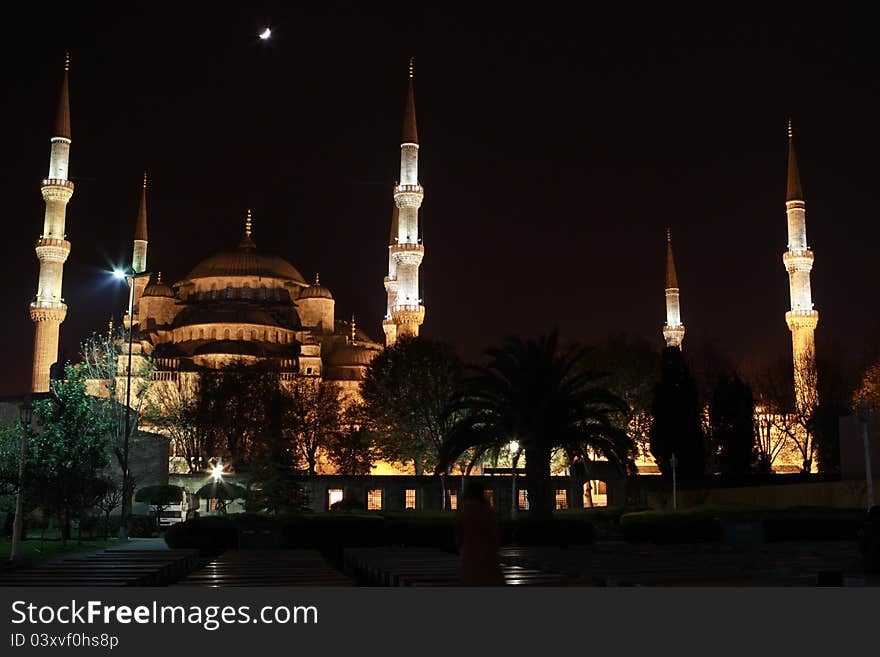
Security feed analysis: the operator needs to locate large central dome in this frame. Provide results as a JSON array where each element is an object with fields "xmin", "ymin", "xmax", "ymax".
[{"xmin": 187, "ymin": 237, "xmax": 306, "ymax": 284}]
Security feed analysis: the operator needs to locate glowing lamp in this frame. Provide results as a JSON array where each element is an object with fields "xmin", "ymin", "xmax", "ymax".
[
  {"xmin": 509, "ymin": 440, "xmax": 519, "ymax": 453},
  {"xmin": 259, "ymin": 27, "xmax": 271, "ymax": 40},
  {"xmin": 210, "ymin": 462, "xmax": 225, "ymax": 482},
  {"xmin": 112, "ymin": 268, "xmax": 126, "ymax": 279}
]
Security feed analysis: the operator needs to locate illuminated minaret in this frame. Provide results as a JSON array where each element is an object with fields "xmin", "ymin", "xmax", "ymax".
[
  {"xmin": 783, "ymin": 120, "xmax": 818, "ymax": 410},
  {"xmin": 662, "ymin": 228, "xmax": 685, "ymax": 349},
  {"xmin": 383, "ymin": 59, "xmax": 425, "ymax": 346},
  {"xmin": 29, "ymin": 54, "xmax": 73, "ymax": 393},
  {"xmin": 130, "ymin": 172, "xmax": 149, "ymax": 318}
]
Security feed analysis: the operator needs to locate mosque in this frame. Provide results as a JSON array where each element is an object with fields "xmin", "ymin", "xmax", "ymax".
[
  {"xmin": 26, "ymin": 54, "xmax": 819, "ymax": 487},
  {"xmin": 28, "ymin": 57, "xmax": 425, "ymax": 402}
]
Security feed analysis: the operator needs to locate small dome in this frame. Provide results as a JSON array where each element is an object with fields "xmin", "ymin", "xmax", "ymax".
[
  {"xmin": 299, "ymin": 284, "xmax": 333, "ymax": 300},
  {"xmin": 299, "ymin": 274, "xmax": 333, "ymax": 300},
  {"xmin": 326, "ymin": 344, "xmax": 379, "ymax": 367},
  {"xmin": 143, "ymin": 274, "xmax": 175, "ymax": 298}
]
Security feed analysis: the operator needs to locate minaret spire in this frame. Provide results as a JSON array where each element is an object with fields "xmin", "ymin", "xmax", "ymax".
[
  {"xmin": 30, "ymin": 54, "xmax": 75, "ymax": 392},
  {"xmin": 662, "ymin": 229, "xmax": 685, "ymax": 349},
  {"xmin": 782, "ymin": 120, "xmax": 818, "ymax": 417},
  {"xmin": 383, "ymin": 59, "xmax": 425, "ymax": 346},
  {"xmin": 131, "ymin": 173, "xmax": 150, "ymax": 318}
]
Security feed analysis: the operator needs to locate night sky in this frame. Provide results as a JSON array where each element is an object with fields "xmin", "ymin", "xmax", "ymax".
[{"xmin": 1, "ymin": 3, "xmax": 879, "ymax": 395}]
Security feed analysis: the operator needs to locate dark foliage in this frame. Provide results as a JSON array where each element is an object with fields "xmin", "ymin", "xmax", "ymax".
[
  {"xmin": 709, "ymin": 374, "xmax": 757, "ymax": 475},
  {"xmin": 649, "ymin": 346, "xmax": 706, "ymax": 479}
]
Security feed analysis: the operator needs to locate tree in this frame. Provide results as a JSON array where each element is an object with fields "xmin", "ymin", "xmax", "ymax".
[
  {"xmin": 94, "ymin": 479, "xmax": 122, "ymax": 539},
  {"xmin": 287, "ymin": 375, "xmax": 342, "ymax": 476},
  {"xmin": 26, "ymin": 365, "xmax": 112, "ymax": 542},
  {"xmin": 749, "ymin": 354, "xmax": 818, "ymax": 474},
  {"xmin": 244, "ymin": 388, "xmax": 308, "ymax": 514},
  {"xmin": 135, "ymin": 484, "xmax": 185, "ymax": 529},
  {"xmin": 79, "ymin": 325, "xmax": 154, "ymax": 537},
  {"xmin": 709, "ymin": 373, "xmax": 757, "ymax": 475},
  {"xmin": 325, "ymin": 404, "xmax": 379, "ymax": 475},
  {"xmin": 362, "ymin": 337, "xmax": 463, "ymax": 475},
  {"xmin": 143, "ymin": 377, "xmax": 204, "ymax": 473},
  {"xmin": 649, "ymin": 346, "xmax": 706, "ymax": 479},
  {"xmin": 580, "ymin": 333, "xmax": 659, "ymax": 470},
  {"xmin": 437, "ymin": 330, "xmax": 631, "ymax": 522}
]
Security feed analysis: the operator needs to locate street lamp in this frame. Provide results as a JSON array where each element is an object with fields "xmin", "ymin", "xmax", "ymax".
[
  {"xmin": 857, "ymin": 398, "xmax": 875, "ymax": 510},
  {"xmin": 670, "ymin": 453, "xmax": 678, "ymax": 510},
  {"xmin": 509, "ymin": 440, "xmax": 520, "ymax": 518},
  {"xmin": 10, "ymin": 396, "xmax": 33, "ymax": 561},
  {"xmin": 112, "ymin": 267, "xmax": 151, "ymax": 540}
]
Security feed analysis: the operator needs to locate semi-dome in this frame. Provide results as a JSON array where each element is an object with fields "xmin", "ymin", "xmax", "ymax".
[
  {"xmin": 326, "ymin": 344, "xmax": 379, "ymax": 367},
  {"xmin": 171, "ymin": 304, "xmax": 294, "ymax": 329}
]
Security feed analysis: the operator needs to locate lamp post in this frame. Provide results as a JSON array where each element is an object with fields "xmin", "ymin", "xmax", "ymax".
[
  {"xmin": 113, "ymin": 267, "xmax": 151, "ymax": 539},
  {"xmin": 10, "ymin": 397, "xmax": 33, "ymax": 561},
  {"xmin": 670, "ymin": 453, "xmax": 678, "ymax": 510},
  {"xmin": 509, "ymin": 440, "xmax": 520, "ymax": 518},
  {"xmin": 858, "ymin": 398, "xmax": 875, "ymax": 510}
]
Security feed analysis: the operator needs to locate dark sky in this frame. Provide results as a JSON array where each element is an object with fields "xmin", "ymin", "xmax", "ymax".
[{"xmin": 1, "ymin": 3, "xmax": 879, "ymax": 395}]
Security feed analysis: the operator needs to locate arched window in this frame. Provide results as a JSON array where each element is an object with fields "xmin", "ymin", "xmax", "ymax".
[
  {"xmin": 210, "ymin": 285, "xmax": 218, "ymax": 300},
  {"xmin": 199, "ymin": 328, "xmax": 204, "ymax": 339},
  {"xmin": 224, "ymin": 328, "xmax": 230, "ymax": 340},
  {"xmin": 237, "ymin": 329, "xmax": 243, "ymax": 339},
  {"xmin": 226, "ymin": 284, "xmax": 234, "ymax": 299},
  {"xmin": 242, "ymin": 284, "xmax": 251, "ymax": 299},
  {"xmin": 211, "ymin": 328, "xmax": 217, "ymax": 339},
  {"xmin": 259, "ymin": 285, "xmax": 267, "ymax": 300}
]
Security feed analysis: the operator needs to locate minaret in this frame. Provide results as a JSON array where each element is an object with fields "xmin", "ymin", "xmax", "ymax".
[
  {"xmin": 382, "ymin": 58, "xmax": 425, "ymax": 346},
  {"xmin": 662, "ymin": 228, "xmax": 685, "ymax": 349},
  {"xmin": 783, "ymin": 120, "xmax": 819, "ymax": 410},
  {"xmin": 131, "ymin": 172, "xmax": 149, "ymax": 317},
  {"xmin": 29, "ymin": 54, "xmax": 74, "ymax": 393}
]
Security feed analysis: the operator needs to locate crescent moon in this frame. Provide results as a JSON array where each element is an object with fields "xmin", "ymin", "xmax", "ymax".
[{"xmin": 259, "ymin": 27, "xmax": 271, "ymax": 40}]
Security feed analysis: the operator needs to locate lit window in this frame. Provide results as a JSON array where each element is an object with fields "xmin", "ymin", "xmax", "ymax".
[
  {"xmin": 484, "ymin": 489, "xmax": 494, "ymax": 509},
  {"xmin": 405, "ymin": 489, "xmax": 417, "ymax": 510},
  {"xmin": 226, "ymin": 284, "xmax": 234, "ymax": 299},
  {"xmin": 555, "ymin": 489, "xmax": 568, "ymax": 510},
  {"xmin": 367, "ymin": 489, "xmax": 383, "ymax": 511},
  {"xmin": 328, "ymin": 488, "xmax": 343, "ymax": 509},
  {"xmin": 259, "ymin": 286, "xmax": 267, "ymax": 300},
  {"xmin": 242, "ymin": 283, "xmax": 251, "ymax": 299},
  {"xmin": 518, "ymin": 490, "xmax": 529, "ymax": 510},
  {"xmin": 448, "ymin": 490, "xmax": 457, "ymax": 510}
]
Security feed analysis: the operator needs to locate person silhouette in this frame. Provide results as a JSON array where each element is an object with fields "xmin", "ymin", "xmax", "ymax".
[{"xmin": 455, "ymin": 481, "xmax": 505, "ymax": 586}]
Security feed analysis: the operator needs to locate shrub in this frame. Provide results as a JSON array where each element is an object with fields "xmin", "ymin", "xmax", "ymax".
[{"xmin": 164, "ymin": 516, "xmax": 237, "ymax": 556}]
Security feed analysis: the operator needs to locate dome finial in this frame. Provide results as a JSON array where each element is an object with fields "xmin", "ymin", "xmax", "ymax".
[
  {"xmin": 787, "ymin": 118, "xmax": 793, "ymax": 140},
  {"xmin": 409, "ymin": 57, "xmax": 414, "ymax": 79},
  {"xmin": 315, "ymin": 272, "xmax": 320, "ymax": 285},
  {"xmin": 64, "ymin": 51, "xmax": 70, "ymax": 72},
  {"xmin": 666, "ymin": 227, "xmax": 671, "ymax": 244},
  {"xmin": 157, "ymin": 271, "xmax": 163, "ymax": 283},
  {"xmin": 245, "ymin": 208, "xmax": 252, "ymax": 238},
  {"xmin": 143, "ymin": 171, "xmax": 147, "ymax": 189},
  {"xmin": 351, "ymin": 315, "xmax": 357, "ymax": 343},
  {"xmin": 108, "ymin": 315, "xmax": 114, "ymax": 334}
]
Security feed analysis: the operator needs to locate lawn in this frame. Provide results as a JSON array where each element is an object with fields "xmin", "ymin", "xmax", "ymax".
[{"xmin": 1, "ymin": 533, "xmax": 130, "ymax": 562}]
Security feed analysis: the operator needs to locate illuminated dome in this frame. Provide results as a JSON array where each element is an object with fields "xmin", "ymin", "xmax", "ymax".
[
  {"xmin": 187, "ymin": 238, "xmax": 306, "ymax": 284},
  {"xmin": 299, "ymin": 275, "xmax": 333, "ymax": 300},
  {"xmin": 142, "ymin": 273, "xmax": 175, "ymax": 298}
]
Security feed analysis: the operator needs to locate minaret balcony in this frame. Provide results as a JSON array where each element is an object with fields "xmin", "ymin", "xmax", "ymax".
[
  {"xmin": 392, "ymin": 305, "xmax": 425, "ymax": 326},
  {"xmin": 394, "ymin": 184, "xmax": 423, "ymax": 194},
  {"xmin": 35, "ymin": 237, "xmax": 71, "ymax": 263},
  {"xmin": 783, "ymin": 250, "xmax": 814, "ymax": 272},
  {"xmin": 785, "ymin": 309, "xmax": 818, "ymax": 330},
  {"xmin": 384, "ymin": 276, "xmax": 398, "ymax": 292},
  {"xmin": 390, "ymin": 243, "xmax": 425, "ymax": 265},
  {"xmin": 29, "ymin": 301, "xmax": 67, "ymax": 323},
  {"xmin": 41, "ymin": 178, "xmax": 74, "ymax": 190}
]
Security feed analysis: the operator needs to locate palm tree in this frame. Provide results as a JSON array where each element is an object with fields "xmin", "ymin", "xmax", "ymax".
[{"xmin": 437, "ymin": 330, "xmax": 633, "ymax": 522}]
